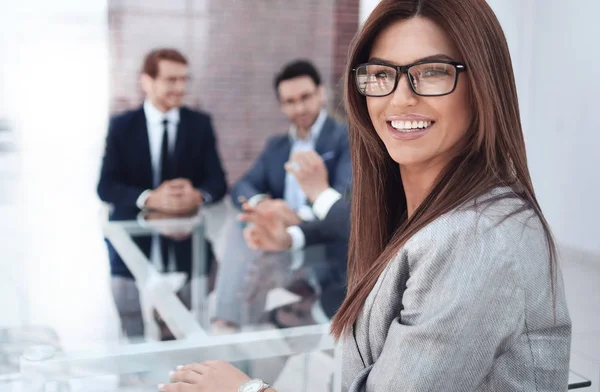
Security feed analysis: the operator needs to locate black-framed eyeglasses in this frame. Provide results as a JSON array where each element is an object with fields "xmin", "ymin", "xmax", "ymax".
[{"xmin": 353, "ymin": 60, "xmax": 467, "ymax": 97}]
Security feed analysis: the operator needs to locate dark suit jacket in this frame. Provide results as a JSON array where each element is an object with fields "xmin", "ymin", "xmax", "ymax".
[
  {"xmin": 97, "ymin": 105, "xmax": 227, "ymax": 278},
  {"xmin": 299, "ymin": 196, "xmax": 350, "ymax": 247},
  {"xmin": 231, "ymin": 115, "xmax": 352, "ymax": 208}
]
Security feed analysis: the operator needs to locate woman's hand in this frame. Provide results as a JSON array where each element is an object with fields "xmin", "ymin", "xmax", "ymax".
[{"xmin": 158, "ymin": 361, "xmax": 251, "ymax": 392}]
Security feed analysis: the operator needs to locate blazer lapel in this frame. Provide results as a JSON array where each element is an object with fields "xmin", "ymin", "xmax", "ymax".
[
  {"xmin": 354, "ymin": 309, "xmax": 372, "ymax": 366},
  {"xmin": 134, "ymin": 107, "xmax": 154, "ymax": 187},
  {"xmin": 314, "ymin": 116, "xmax": 339, "ymax": 178},
  {"xmin": 173, "ymin": 108, "xmax": 188, "ymax": 176},
  {"xmin": 314, "ymin": 116, "xmax": 336, "ymax": 155},
  {"xmin": 272, "ymin": 137, "xmax": 291, "ymax": 197}
]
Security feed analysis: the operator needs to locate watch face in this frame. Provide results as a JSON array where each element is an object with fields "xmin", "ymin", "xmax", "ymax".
[{"xmin": 241, "ymin": 379, "xmax": 264, "ymax": 392}]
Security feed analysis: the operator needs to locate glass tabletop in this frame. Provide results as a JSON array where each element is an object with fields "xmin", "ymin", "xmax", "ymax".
[
  {"xmin": 2, "ymin": 210, "xmax": 346, "ymax": 391},
  {"xmin": 103, "ymin": 209, "xmax": 209, "ymax": 340}
]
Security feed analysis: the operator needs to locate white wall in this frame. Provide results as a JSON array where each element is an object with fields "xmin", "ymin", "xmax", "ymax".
[
  {"xmin": 359, "ymin": 0, "xmax": 600, "ymax": 256},
  {"xmin": 359, "ymin": 0, "xmax": 380, "ymax": 25},
  {"xmin": 488, "ymin": 0, "xmax": 600, "ymax": 255}
]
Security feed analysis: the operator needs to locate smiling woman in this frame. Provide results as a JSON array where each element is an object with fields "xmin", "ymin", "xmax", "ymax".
[
  {"xmin": 158, "ymin": 0, "xmax": 571, "ymax": 391},
  {"xmin": 331, "ymin": 0, "xmax": 571, "ymax": 390}
]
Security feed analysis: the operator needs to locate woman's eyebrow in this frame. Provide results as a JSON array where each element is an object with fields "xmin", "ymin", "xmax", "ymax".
[{"xmin": 367, "ymin": 54, "xmax": 455, "ymax": 65}]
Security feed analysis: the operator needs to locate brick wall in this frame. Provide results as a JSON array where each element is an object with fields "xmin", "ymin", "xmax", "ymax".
[
  {"xmin": 108, "ymin": 0, "xmax": 359, "ymax": 183},
  {"xmin": 333, "ymin": 0, "xmax": 363, "ymax": 118}
]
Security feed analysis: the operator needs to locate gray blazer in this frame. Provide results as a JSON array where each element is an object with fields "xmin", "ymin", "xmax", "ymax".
[{"xmin": 342, "ymin": 188, "xmax": 571, "ymax": 391}]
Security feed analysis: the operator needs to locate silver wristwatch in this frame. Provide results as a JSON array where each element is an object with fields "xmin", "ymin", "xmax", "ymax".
[{"xmin": 238, "ymin": 379, "xmax": 270, "ymax": 392}]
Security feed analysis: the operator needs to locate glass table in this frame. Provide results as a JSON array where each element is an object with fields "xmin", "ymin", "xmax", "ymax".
[
  {"xmin": 102, "ymin": 209, "xmax": 210, "ymax": 340},
  {"xmin": 9, "ymin": 211, "xmax": 346, "ymax": 392}
]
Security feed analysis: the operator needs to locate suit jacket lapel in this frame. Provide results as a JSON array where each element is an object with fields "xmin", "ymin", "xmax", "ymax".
[
  {"xmin": 314, "ymin": 116, "xmax": 335, "ymax": 155},
  {"xmin": 173, "ymin": 108, "xmax": 188, "ymax": 176},
  {"xmin": 135, "ymin": 107, "xmax": 154, "ymax": 187},
  {"xmin": 273, "ymin": 137, "xmax": 291, "ymax": 197}
]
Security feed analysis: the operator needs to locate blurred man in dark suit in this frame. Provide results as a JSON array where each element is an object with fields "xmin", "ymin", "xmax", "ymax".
[{"xmin": 97, "ymin": 48, "xmax": 227, "ymax": 339}]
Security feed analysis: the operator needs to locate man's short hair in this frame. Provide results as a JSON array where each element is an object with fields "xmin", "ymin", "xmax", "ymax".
[
  {"xmin": 141, "ymin": 48, "xmax": 188, "ymax": 78},
  {"xmin": 273, "ymin": 60, "xmax": 322, "ymax": 95}
]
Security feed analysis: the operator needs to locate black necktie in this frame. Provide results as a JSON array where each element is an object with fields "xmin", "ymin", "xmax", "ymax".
[
  {"xmin": 160, "ymin": 118, "xmax": 171, "ymax": 270},
  {"xmin": 160, "ymin": 119, "xmax": 172, "ymax": 183}
]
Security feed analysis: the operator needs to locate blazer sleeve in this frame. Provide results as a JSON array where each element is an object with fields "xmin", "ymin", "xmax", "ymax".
[
  {"xmin": 97, "ymin": 117, "xmax": 147, "ymax": 208},
  {"xmin": 330, "ymin": 126, "xmax": 352, "ymax": 194},
  {"xmin": 196, "ymin": 116, "xmax": 227, "ymax": 204},
  {"xmin": 297, "ymin": 197, "xmax": 350, "ymax": 246},
  {"xmin": 231, "ymin": 138, "xmax": 274, "ymax": 209},
  {"xmin": 347, "ymin": 217, "xmax": 526, "ymax": 392}
]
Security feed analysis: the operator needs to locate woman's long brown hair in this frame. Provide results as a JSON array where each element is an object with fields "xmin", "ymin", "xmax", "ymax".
[{"xmin": 330, "ymin": 0, "xmax": 557, "ymax": 339}]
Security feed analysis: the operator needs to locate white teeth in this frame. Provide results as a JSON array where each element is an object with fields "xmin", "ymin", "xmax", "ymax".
[{"xmin": 390, "ymin": 120, "xmax": 432, "ymax": 132}]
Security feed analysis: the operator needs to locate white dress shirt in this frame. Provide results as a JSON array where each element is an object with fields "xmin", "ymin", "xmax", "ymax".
[
  {"xmin": 283, "ymin": 109, "xmax": 327, "ymax": 214},
  {"xmin": 137, "ymin": 99, "xmax": 180, "ymax": 272},
  {"xmin": 136, "ymin": 100, "xmax": 180, "ymax": 207},
  {"xmin": 246, "ymin": 109, "xmax": 329, "ymax": 212}
]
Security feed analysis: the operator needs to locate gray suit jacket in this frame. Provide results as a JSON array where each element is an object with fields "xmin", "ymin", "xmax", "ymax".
[{"xmin": 342, "ymin": 188, "xmax": 571, "ymax": 391}]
